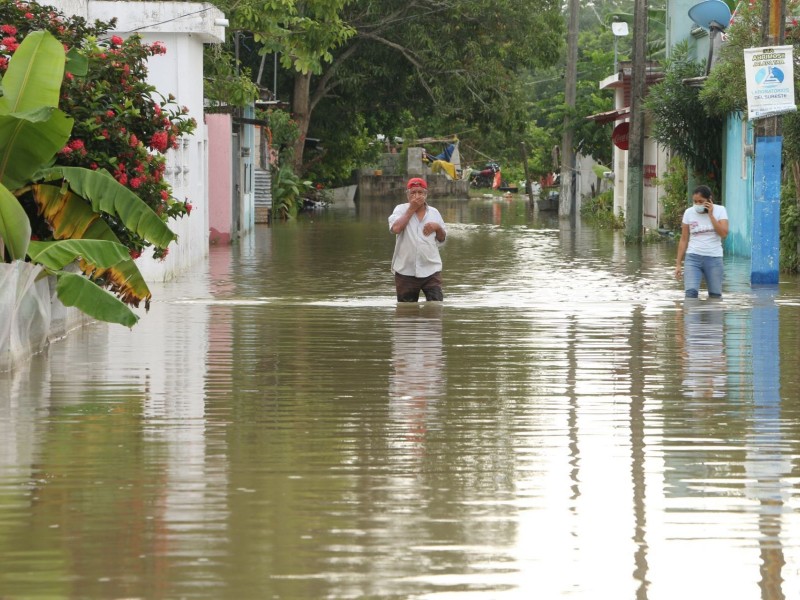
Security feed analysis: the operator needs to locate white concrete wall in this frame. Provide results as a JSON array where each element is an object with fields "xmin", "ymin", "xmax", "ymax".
[
  {"xmin": 0, "ymin": 263, "xmax": 90, "ymax": 372},
  {"xmin": 240, "ymin": 106, "xmax": 256, "ymax": 236},
  {"xmin": 51, "ymin": 0, "xmax": 225, "ymax": 281},
  {"xmin": 575, "ymin": 153, "xmax": 613, "ymax": 212}
]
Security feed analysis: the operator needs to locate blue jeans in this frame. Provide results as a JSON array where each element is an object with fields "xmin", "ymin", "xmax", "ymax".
[{"xmin": 684, "ymin": 253, "xmax": 723, "ymax": 298}]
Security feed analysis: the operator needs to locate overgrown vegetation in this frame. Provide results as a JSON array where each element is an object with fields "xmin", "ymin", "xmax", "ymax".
[
  {"xmin": 271, "ymin": 166, "xmax": 310, "ymax": 220},
  {"xmin": 655, "ymin": 155, "xmax": 689, "ymax": 232},
  {"xmin": 580, "ymin": 189, "xmax": 624, "ymax": 229},
  {"xmin": 203, "ymin": 46, "xmax": 260, "ymax": 111},
  {"xmin": 644, "ymin": 40, "xmax": 723, "ymax": 184},
  {"xmin": 781, "ymin": 175, "xmax": 800, "ymax": 272}
]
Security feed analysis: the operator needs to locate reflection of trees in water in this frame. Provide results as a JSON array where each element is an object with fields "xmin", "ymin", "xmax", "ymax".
[{"xmin": 681, "ymin": 302, "xmax": 726, "ymax": 400}]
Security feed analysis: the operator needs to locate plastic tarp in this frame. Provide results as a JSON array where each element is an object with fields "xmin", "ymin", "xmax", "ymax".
[
  {"xmin": 432, "ymin": 143, "xmax": 462, "ymax": 174},
  {"xmin": 0, "ymin": 263, "xmax": 52, "ymax": 372},
  {"xmin": 435, "ymin": 144, "xmax": 455, "ymax": 162},
  {"xmin": 431, "ymin": 160, "xmax": 457, "ymax": 180}
]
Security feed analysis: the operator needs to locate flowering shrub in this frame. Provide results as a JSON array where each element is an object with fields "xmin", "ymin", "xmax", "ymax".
[{"xmin": 0, "ymin": 0, "xmax": 196, "ymax": 259}]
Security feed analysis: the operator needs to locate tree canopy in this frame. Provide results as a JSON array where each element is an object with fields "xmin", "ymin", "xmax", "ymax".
[
  {"xmin": 215, "ymin": 0, "xmax": 565, "ymax": 178},
  {"xmin": 206, "ymin": 0, "xmax": 676, "ymax": 183}
]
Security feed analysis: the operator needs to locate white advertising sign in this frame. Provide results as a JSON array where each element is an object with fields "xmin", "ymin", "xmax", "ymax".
[{"xmin": 744, "ymin": 45, "xmax": 796, "ymax": 120}]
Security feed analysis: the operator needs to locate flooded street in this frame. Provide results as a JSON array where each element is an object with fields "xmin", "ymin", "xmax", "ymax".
[{"xmin": 2, "ymin": 196, "xmax": 800, "ymax": 599}]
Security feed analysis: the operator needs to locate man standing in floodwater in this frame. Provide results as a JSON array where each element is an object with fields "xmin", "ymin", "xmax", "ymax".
[
  {"xmin": 388, "ymin": 177, "xmax": 447, "ymax": 302},
  {"xmin": 675, "ymin": 184, "xmax": 729, "ymax": 299}
]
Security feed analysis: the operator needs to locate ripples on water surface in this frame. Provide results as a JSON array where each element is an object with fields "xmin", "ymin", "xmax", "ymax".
[{"xmin": 2, "ymin": 198, "xmax": 800, "ymax": 599}]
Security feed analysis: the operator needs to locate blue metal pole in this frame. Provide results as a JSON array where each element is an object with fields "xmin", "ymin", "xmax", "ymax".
[{"xmin": 751, "ymin": 135, "xmax": 782, "ymax": 286}]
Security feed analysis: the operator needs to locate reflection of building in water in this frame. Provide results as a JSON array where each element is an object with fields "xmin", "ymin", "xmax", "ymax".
[
  {"xmin": 682, "ymin": 302, "xmax": 726, "ymax": 399},
  {"xmin": 743, "ymin": 291, "xmax": 791, "ymax": 598},
  {"xmin": 388, "ymin": 304, "xmax": 445, "ymax": 450}
]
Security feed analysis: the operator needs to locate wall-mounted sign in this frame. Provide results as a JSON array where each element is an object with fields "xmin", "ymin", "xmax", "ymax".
[
  {"xmin": 612, "ymin": 122, "xmax": 630, "ymax": 150},
  {"xmin": 744, "ymin": 45, "xmax": 796, "ymax": 120},
  {"xmin": 644, "ymin": 164, "xmax": 657, "ymax": 187}
]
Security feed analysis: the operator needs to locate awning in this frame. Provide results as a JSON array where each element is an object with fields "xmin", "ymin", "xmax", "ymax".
[{"xmin": 584, "ymin": 107, "xmax": 630, "ymax": 124}]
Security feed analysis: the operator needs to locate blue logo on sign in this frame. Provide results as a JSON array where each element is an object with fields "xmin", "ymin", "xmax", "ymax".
[{"xmin": 755, "ymin": 66, "xmax": 785, "ymax": 86}]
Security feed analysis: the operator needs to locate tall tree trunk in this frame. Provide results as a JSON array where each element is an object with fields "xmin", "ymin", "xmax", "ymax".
[{"xmin": 292, "ymin": 71, "xmax": 312, "ymax": 174}]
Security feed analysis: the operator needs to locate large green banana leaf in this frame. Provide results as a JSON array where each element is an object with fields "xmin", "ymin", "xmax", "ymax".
[
  {"xmin": 54, "ymin": 271, "xmax": 139, "ymax": 328},
  {"xmin": 32, "ymin": 182, "xmax": 119, "ymax": 240},
  {"xmin": 0, "ymin": 107, "xmax": 73, "ymax": 190},
  {"xmin": 27, "ymin": 239, "xmax": 131, "ymax": 270},
  {"xmin": 0, "ymin": 30, "xmax": 64, "ymax": 113},
  {"xmin": 0, "ymin": 181, "xmax": 30, "ymax": 260},
  {"xmin": 35, "ymin": 167, "xmax": 178, "ymax": 248},
  {"xmin": 32, "ymin": 183, "xmax": 153, "ymax": 307}
]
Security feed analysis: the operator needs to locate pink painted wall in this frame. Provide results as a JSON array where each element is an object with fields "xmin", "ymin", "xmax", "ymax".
[{"xmin": 206, "ymin": 114, "xmax": 233, "ymax": 244}]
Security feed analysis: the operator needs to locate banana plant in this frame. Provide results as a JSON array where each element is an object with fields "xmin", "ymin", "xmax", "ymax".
[{"xmin": 0, "ymin": 30, "xmax": 177, "ymax": 327}]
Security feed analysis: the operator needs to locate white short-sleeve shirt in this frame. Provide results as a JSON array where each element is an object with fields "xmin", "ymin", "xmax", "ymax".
[{"xmin": 682, "ymin": 204, "xmax": 729, "ymax": 257}]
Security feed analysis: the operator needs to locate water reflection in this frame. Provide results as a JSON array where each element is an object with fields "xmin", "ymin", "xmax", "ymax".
[
  {"xmin": 388, "ymin": 302, "xmax": 444, "ymax": 451},
  {"xmin": 746, "ymin": 290, "xmax": 789, "ymax": 600},
  {"xmin": 3, "ymin": 199, "xmax": 800, "ymax": 598},
  {"xmin": 681, "ymin": 300, "xmax": 726, "ymax": 399}
]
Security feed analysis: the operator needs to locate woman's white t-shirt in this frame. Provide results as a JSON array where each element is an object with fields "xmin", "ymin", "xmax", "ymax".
[{"xmin": 682, "ymin": 204, "xmax": 729, "ymax": 257}]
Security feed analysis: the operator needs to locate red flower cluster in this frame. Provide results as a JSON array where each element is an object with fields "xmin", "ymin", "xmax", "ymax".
[
  {"xmin": 149, "ymin": 130, "xmax": 169, "ymax": 153},
  {"xmin": 2, "ymin": 35, "xmax": 19, "ymax": 51}
]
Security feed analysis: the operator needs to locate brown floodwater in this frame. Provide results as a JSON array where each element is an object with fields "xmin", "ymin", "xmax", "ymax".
[{"xmin": 2, "ymin": 196, "xmax": 800, "ymax": 599}]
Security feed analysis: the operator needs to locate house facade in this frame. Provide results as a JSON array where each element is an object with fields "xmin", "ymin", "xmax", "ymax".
[
  {"xmin": 53, "ymin": 0, "xmax": 231, "ymax": 278},
  {"xmin": 590, "ymin": 0, "xmax": 755, "ymax": 248},
  {"xmin": 590, "ymin": 61, "xmax": 669, "ymax": 231}
]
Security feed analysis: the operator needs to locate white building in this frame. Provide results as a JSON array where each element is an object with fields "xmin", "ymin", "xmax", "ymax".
[{"xmin": 53, "ymin": 0, "xmax": 227, "ymax": 280}]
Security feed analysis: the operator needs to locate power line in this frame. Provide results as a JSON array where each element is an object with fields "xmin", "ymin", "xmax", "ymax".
[{"xmin": 125, "ymin": 6, "xmax": 217, "ymax": 34}]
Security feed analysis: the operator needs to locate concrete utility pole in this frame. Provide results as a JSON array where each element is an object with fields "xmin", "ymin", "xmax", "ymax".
[
  {"xmin": 751, "ymin": 0, "xmax": 785, "ymax": 285},
  {"xmin": 625, "ymin": 0, "xmax": 648, "ymax": 242},
  {"xmin": 559, "ymin": 0, "xmax": 580, "ymax": 218}
]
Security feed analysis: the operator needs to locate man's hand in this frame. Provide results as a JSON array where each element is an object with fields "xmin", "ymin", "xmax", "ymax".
[
  {"xmin": 408, "ymin": 196, "xmax": 426, "ymax": 212},
  {"xmin": 423, "ymin": 222, "xmax": 440, "ymax": 236}
]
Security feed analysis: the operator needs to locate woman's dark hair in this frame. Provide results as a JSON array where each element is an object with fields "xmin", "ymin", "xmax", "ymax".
[{"xmin": 693, "ymin": 184, "xmax": 712, "ymax": 200}]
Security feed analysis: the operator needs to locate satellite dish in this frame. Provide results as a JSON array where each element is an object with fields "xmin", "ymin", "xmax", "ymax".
[
  {"xmin": 688, "ymin": 0, "xmax": 732, "ymax": 30},
  {"xmin": 611, "ymin": 21, "xmax": 629, "ymax": 37}
]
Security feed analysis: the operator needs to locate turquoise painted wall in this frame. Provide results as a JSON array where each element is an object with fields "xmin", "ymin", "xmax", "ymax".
[
  {"xmin": 723, "ymin": 112, "xmax": 753, "ymax": 258},
  {"xmin": 668, "ymin": 0, "xmax": 706, "ymax": 57}
]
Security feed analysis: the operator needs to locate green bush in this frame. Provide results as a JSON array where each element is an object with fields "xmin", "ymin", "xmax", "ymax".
[
  {"xmin": 781, "ymin": 176, "xmax": 800, "ymax": 273},
  {"xmin": 580, "ymin": 189, "xmax": 624, "ymax": 229},
  {"xmin": 655, "ymin": 155, "xmax": 689, "ymax": 232},
  {"xmin": 271, "ymin": 166, "xmax": 311, "ymax": 220}
]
